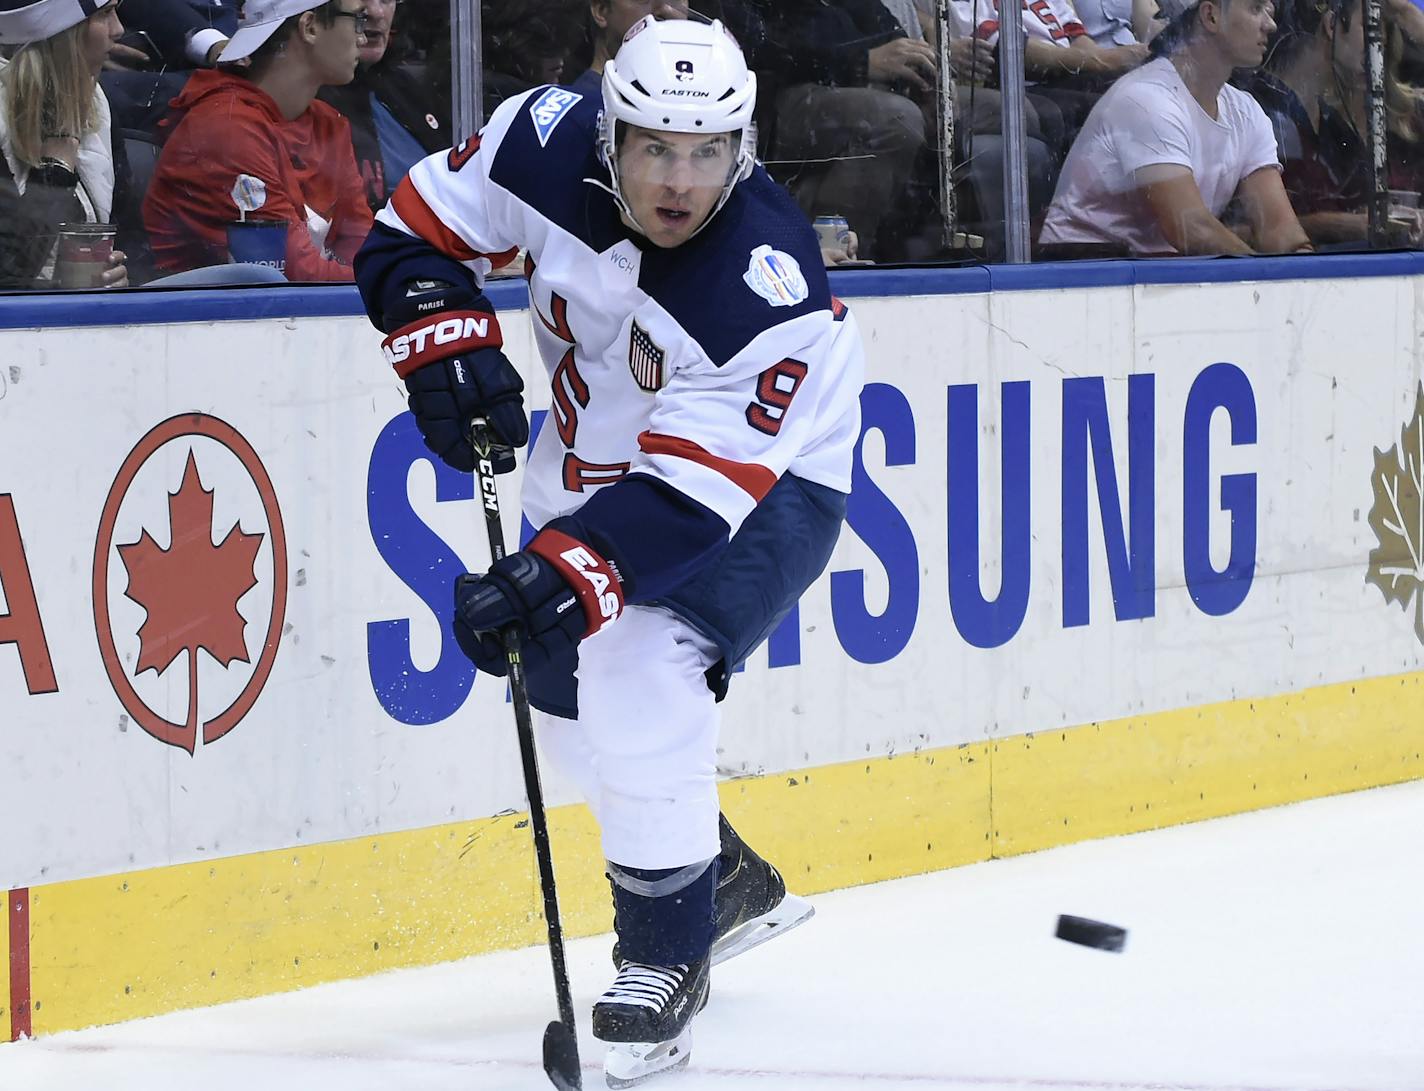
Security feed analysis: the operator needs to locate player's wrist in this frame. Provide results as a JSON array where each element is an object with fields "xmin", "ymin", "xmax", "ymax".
[{"xmin": 527, "ymin": 526, "xmax": 625, "ymax": 638}]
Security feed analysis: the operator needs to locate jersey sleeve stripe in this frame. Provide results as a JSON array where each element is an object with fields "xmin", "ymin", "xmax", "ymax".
[
  {"xmin": 390, "ymin": 178, "xmax": 519, "ymax": 267},
  {"xmin": 637, "ymin": 431, "xmax": 777, "ymax": 502}
]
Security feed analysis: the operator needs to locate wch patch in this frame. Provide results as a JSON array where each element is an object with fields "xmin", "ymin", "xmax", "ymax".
[
  {"xmin": 628, "ymin": 321, "xmax": 666, "ymax": 392},
  {"xmin": 529, "ymin": 88, "xmax": 583, "ymax": 148}
]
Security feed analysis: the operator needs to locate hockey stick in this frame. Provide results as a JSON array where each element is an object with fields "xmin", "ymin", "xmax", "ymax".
[{"xmin": 469, "ymin": 419, "xmax": 582, "ymax": 1091}]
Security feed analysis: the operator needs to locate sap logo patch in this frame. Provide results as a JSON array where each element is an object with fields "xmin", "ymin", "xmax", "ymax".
[
  {"xmin": 529, "ymin": 88, "xmax": 583, "ymax": 147},
  {"xmin": 743, "ymin": 245, "xmax": 808, "ymax": 308}
]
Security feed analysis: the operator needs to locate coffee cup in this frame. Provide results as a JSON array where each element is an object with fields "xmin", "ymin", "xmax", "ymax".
[
  {"xmin": 226, "ymin": 219, "xmax": 288, "ymax": 274},
  {"xmin": 55, "ymin": 223, "xmax": 116, "ymax": 289}
]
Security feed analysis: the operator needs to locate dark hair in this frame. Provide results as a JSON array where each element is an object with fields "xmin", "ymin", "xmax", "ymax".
[
  {"xmin": 1262, "ymin": 0, "xmax": 1358, "ymax": 68},
  {"xmin": 483, "ymin": 0, "xmax": 584, "ymax": 82},
  {"xmin": 241, "ymin": 0, "xmax": 342, "ymax": 77}
]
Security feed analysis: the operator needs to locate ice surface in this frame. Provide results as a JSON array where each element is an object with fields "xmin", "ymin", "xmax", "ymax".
[{"xmin": 4, "ymin": 780, "xmax": 1422, "ymax": 1090}]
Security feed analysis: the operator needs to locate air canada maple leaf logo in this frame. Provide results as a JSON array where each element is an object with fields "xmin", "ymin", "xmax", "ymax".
[
  {"xmin": 118, "ymin": 452, "xmax": 264, "ymax": 689},
  {"xmin": 1366, "ymin": 384, "xmax": 1424, "ymax": 644},
  {"xmin": 93, "ymin": 414, "xmax": 288, "ymax": 754}
]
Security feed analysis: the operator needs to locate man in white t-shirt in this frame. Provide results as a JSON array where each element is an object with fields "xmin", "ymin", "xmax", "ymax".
[{"xmin": 1039, "ymin": 0, "xmax": 1311, "ymax": 255}]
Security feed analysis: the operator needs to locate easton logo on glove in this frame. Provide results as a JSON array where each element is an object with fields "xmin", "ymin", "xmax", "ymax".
[
  {"xmin": 561, "ymin": 546, "xmax": 621, "ymax": 628},
  {"xmin": 382, "ymin": 311, "xmax": 503, "ymax": 377},
  {"xmin": 529, "ymin": 529, "xmax": 625, "ymax": 636}
]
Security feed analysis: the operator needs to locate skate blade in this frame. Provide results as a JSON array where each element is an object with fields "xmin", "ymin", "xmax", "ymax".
[
  {"xmin": 603, "ymin": 1029, "xmax": 693, "ymax": 1088},
  {"xmin": 711, "ymin": 892, "xmax": 815, "ymax": 966}
]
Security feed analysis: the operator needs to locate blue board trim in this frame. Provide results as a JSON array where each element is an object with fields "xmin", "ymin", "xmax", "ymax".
[{"xmin": 2, "ymin": 251, "xmax": 1421, "ymax": 330}]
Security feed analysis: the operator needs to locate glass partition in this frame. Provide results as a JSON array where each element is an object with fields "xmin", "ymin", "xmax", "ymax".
[
  {"xmin": 1030, "ymin": 0, "xmax": 1412, "ymax": 260},
  {"xmin": 479, "ymin": 0, "xmax": 1003, "ymax": 265},
  {"xmin": 1, "ymin": 0, "xmax": 453, "ymax": 290},
  {"xmin": 6, "ymin": 0, "xmax": 1423, "ymax": 294}
]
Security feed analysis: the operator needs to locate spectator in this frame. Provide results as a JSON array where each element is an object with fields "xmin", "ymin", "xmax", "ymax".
[
  {"xmin": 483, "ymin": 0, "xmax": 588, "ymax": 109},
  {"xmin": 1077, "ymin": 0, "xmax": 1163, "ymax": 46},
  {"xmin": 949, "ymin": 0, "xmax": 1148, "ymax": 85},
  {"xmin": 879, "ymin": 3, "xmax": 1059, "ymax": 257},
  {"xmin": 581, "ymin": 0, "xmax": 690, "ymax": 85},
  {"xmin": 748, "ymin": 0, "xmax": 929, "ymax": 259},
  {"xmin": 0, "ymin": 0, "xmax": 130, "ymax": 289},
  {"xmin": 115, "ymin": 0, "xmax": 236, "ymax": 69},
  {"xmin": 1388, "ymin": 17, "xmax": 1424, "ymax": 197},
  {"xmin": 99, "ymin": 1, "xmax": 237, "ymax": 139},
  {"xmin": 950, "ymin": 0, "xmax": 1148, "ymax": 154},
  {"xmin": 1242, "ymin": 0, "xmax": 1373, "ymax": 245},
  {"xmin": 318, "ymin": 0, "xmax": 451, "ymax": 210},
  {"xmin": 1039, "ymin": 0, "xmax": 1311, "ymax": 256},
  {"xmin": 142, "ymin": 0, "xmax": 373, "ymax": 281}
]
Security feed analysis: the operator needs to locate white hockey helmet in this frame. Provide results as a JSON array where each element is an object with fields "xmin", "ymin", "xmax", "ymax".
[{"xmin": 599, "ymin": 15, "xmax": 758, "ymax": 236}]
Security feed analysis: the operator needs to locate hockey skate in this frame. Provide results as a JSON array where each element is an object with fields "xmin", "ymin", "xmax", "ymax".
[
  {"xmin": 611, "ymin": 814, "xmax": 815, "ymax": 969},
  {"xmin": 594, "ymin": 955, "xmax": 710, "ymax": 1088},
  {"xmin": 709, "ymin": 814, "xmax": 814, "ymax": 965}
]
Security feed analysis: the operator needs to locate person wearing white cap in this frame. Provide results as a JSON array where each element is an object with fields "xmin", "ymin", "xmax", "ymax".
[
  {"xmin": 0, "ymin": 0, "xmax": 130, "ymax": 287},
  {"xmin": 141, "ymin": 0, "xmax": 374, "ymax": 280},
  {"xmin": 1040, "ymin": 0, "xmax": 1314, "ymax": 255}
]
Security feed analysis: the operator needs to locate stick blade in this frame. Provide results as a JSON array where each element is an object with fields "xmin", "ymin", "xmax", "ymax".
[{"xmin": 543, "ymin": 1019, "xmax": 583, "ymax": 1090}]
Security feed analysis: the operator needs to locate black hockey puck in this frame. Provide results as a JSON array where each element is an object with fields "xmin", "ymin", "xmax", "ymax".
[{"xmin": 1055, "ymin": 914, "xmax": 1128, "ymax": 952}]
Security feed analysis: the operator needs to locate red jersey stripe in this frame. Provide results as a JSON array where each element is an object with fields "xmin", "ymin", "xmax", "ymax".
[
  {"xmin": 391, "ymin": 179, "xmax": 519, "ymax": 268},
  {"xmin": 638, "ymin": 431, "xmax": 777, "ymax": 501}
]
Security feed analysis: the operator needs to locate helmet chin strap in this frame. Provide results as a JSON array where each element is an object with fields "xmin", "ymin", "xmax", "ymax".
[{"xmin": 583, "ymin": 175, "xmax": 650, "ymax": 237}]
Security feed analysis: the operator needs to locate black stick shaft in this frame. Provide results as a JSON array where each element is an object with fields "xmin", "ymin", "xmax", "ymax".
[{"xmin": 469, "ymin": 421, "xmax": 580, "ymax": 1051}]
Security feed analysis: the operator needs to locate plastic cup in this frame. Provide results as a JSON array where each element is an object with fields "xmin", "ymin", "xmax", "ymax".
[
  {"xmin": 55, "ymin": 223, "xmax": 116, "ymax": 289},
  {"xmin": 813, "ymin": 215, "xmax": 851, "ymax": 252},
  {"xmin": 226, "ymin": 219, "xmax": 288, "ymax": 274}
]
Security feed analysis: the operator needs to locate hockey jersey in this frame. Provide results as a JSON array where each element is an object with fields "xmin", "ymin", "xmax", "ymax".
[
  {"xmin": 948, "ymin": 0, "xmax": 1087, "ymax": 47},
  {"xmin": 357, "ymin": 84, "xmax": 864, "ymax": 602}
]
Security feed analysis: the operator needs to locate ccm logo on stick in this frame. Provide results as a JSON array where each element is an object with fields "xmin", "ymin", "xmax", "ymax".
[
  {"xmin": 383, "ymin": 316, "xmax": 491, "ymax": 366},
  {"xmin": 560, "ymin": 546, "xmax": 621, "ymax": 629},
  {"xmin": 477, "ymin": 462, "xmax": 499, "ymax": 510}
]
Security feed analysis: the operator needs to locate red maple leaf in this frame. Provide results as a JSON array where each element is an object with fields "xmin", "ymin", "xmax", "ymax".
[{"xmin": 118, "ymin": 451, "xmax": 264, "ymax": 743}]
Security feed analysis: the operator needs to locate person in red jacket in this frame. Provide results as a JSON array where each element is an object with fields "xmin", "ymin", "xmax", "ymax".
[{"xmin": 142, "ymin": 0, "xmax": 374, "ymax": 281}]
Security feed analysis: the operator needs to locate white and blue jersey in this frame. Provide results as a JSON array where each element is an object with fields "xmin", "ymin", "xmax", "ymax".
[{"xmin": 356, "ymin": 83, "xmax": 864, "ymax": 714}]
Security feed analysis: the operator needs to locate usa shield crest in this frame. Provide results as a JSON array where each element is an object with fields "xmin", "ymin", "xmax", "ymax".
[{"xmin": 628, "ymin": 321, "xmax": 665, "ymax": 392}]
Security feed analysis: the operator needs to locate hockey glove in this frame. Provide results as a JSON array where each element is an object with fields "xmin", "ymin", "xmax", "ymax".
[
  {"xmin": 382, "ymin": 279, "xmax": 528, "ymax": 474},
  {"xmin": 453, "ymin": 523, "xmax": 625, "ymax": 676}
]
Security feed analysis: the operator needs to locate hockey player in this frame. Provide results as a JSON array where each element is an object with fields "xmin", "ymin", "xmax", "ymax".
[{"xmin": 355, "ymin": 16, "xmax": 864, "ymax": 1085}]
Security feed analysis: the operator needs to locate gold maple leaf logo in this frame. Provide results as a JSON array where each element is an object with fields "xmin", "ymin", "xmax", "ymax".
[
  {"xmin": 117, "ymin": 451, "xmax": 265, "ymax": 735},
  {"xmin": 1366, "ymin": 384, "xmax": 1424, "ymax": 644}
]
